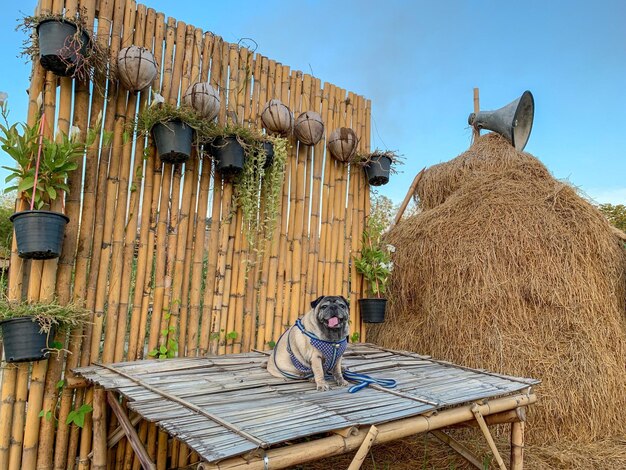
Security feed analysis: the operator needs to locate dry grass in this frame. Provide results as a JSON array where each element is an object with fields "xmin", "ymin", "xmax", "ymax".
[
  {"xmin": 299, "ymin": 431, "xmax": 626, "ymax": 469},
  {"xmin": 367, "ymin": 133, "xmax": 626, "ymax": 447}
]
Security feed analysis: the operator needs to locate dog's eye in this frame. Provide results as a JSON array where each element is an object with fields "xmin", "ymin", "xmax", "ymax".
[{"xmin": 320, "ymin": 305, "xmax": 327, "ymax": 309}]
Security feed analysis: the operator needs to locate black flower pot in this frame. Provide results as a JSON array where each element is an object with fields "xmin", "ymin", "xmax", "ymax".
[
  {"xmin": 262, "ymin": 141, "xmax": 274, "ymax": 169},
  {"xmin": 10, "ymin": 210, "xmax": 69, "ymax": 260},
  {"xmin": 359, "ymin": 298, "xmax": 387, "ymax": 323},
  {"xmin": 36, "ymin": 19, "xmax": 90, "ymax": 77},
  {"xmin": 0, "ymin": 317, "xmax": 54, "ymax": 363},
  {"xmin": 152, "ymin": 120, "xmax": 193, "ymax": 163},
  {"xmin": 364, "ymin": 155, "xmax": 392, "ymax": 186},
  {"xmin": 211, "ymin": 136, "xmax": 245, "ymax": 176}
]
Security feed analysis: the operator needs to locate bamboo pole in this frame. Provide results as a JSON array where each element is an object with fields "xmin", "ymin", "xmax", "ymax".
[
  {"xmin": 431, "ymin": 431, "xmax": 482, "ymax": 469},
  {"xmin": 333, "ymin": 88, "xmax": 350, "ymax": 298},
  {"xmin": 392, "ymin": 168, "xmax": 425, "ymax": 227},
  {"xmin": 360, "ymin": 99, "xmax": 372, "ymax": 341},
  {"xmin": 92, "ymin": 388, "xmax": 107, "ymax": 470},
  {"xmin": 199, "ymin": 36, "xmax": 225, "ymax": 357},
  {"xmin": 287, "ymin": 72, "xmax": 308, "ymax": 326},
  {"xmin": 510, "ymin": 420, "xmax": 525, "ymax": 470},
  {"xmin": 204, "ymin": 394, "xmax": 537, "ymax": 470},
  {"xmin": 347, "ymin": 425, "xmax": 378, "ymax": 470},
  {"xmin": 7, "ymin": 364, "xmax": 28, "ymax": 470},
  {"xmin": 471, "ymin": 404, "xmax": 507, "ymax": 470},
  {"xmin": 473, "ymin": 87, "xmax": 480, "ymax": 141}
]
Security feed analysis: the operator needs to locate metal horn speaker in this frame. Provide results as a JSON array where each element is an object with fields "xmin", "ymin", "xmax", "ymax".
[{"xmin": 468, "ymin": 90, "xmax": 534, "ymax": 151}]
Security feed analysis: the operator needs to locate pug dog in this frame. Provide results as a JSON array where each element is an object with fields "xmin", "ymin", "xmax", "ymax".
[{"xmin": 267, "ymin": 295, "xmax": 350, "ymax": 391}]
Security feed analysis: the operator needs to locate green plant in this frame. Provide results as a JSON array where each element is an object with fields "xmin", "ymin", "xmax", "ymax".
[
  {"xmin": 17, "ymin": 10, "xmax": 111, "ymax": 85},
  {"xmin": 148, "ymin": 312, "xmax": 178, "ymax": 359},
  {"xmin": 135, "ymin": 101, "xmax": 209, "ymax": 139},
  {"xmin": 350, "ymin": 332, "xmax": 360, "ymax": 343},
  {"xmin": 356, "ymin": 149, "xmax": 403, "ymax": 173},
  {"xmin": 598, "ymin": 203, "xmax": 626, "ymax": 232},
  {"xmin": 66, "ymin": 403, "xmax": 92, "ymax": 428},
  {"xmin": 0, "ymin": 194, "xmax": 14, "ymax": 258},
  {"xmin": 354, "ymin": 213, "xmax": 395, "ymax": 298},
  {"xmin": 0, "ymin": 297, "xmax": 90, "ymax": 334},
  {"xmin": 0, "ymin": 103, "xmax": 95, "ymax": 210}
]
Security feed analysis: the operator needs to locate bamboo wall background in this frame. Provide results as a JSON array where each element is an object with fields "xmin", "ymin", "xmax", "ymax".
[{"xmin": 0, "ymin": 0, "xmax": 371, "ymax": 468}]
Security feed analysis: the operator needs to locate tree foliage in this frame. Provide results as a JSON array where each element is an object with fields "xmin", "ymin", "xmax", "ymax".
[{"xmin": 598, "ymin": 203, "xmax": 626, "ymax": 232}]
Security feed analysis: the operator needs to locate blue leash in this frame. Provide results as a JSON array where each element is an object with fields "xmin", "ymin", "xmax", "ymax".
[{"xmin": 343, "ymin": 369, "xmax": 397, "ymax": 393}]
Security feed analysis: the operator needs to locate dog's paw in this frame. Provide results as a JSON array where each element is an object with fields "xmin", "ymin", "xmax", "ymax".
[
  {"xmin": 335, "ymin": 378, "xmax": 350, "ymax": 387},
  {"xmin": 316, "ymin": 381, "xmax": 331, "ymax": 391}
]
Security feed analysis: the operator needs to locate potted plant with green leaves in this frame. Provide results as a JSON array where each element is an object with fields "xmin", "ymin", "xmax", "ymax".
[
  {"xmin": 359, "ymin": 150, "xmax": 402, "ymax": 187},
  {"xmin": 19, "ymin": 10, "xmax": 109, "ymax": 82},
  {"xmin": 354, "ymin": 214, "xmax": 395, "ymax": 323},
  {"xmin": 136, "ymin": 100, "xmax": 206, "ymax": 164},
  {"xmin": 1, "ymin": 103, "xmax": 93, "ymax": 259},
  {"xmin": 0, "ymin": 298, "xmax": 89, "ymax": 363}
]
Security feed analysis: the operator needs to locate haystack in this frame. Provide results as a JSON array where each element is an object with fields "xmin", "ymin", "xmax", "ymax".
[{"xmin": 369, "ymin": 133, "xmax": 626, "ymax": 444}]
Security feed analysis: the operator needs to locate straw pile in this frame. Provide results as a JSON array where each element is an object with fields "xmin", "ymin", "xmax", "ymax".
[{"xmin": 368, "ymin": 133, "xmax": 626, "ymax": 445}]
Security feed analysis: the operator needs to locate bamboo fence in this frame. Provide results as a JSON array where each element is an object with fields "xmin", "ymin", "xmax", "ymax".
[{"xmin": 1, "ymin": 0, "xmax": 373, "ymax": 468}]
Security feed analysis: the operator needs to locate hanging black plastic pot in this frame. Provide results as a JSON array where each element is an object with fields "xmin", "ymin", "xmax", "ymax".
[
  {"xmin": 211, "ymin": 136, "xmax": 245, "ymax": 176},
  {"xmin": 359, "ymin": 298, "xmax": 387, "ymax": 323},
  {"xmin": 364, "ymin": 155, "xmax": 392, "ymax": 186},
  {"xmin": 152, "ymin": 120, "xmax": 193, "ymax": 163},
  {"xmin": 10, "ymin": 210, "xmax": 69, "ymax": 260},
  {"xmin": 262, "ymin": 141, "xmax": 274, "ymax": 169},
  {"xmin": 36, "ymin": 19, "xmax": 90, "ymax": 77},
  {"xmin": 0, "ymin": 317, "xmax": 55, "ymax": 363}
]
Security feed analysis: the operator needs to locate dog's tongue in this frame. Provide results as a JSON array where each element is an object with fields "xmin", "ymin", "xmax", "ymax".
[{"xmin": 328, "ymin": 317, "xmax": 339, "ymax": 328}]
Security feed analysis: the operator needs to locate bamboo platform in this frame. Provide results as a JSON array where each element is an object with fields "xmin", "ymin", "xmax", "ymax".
[{"xmin": 74, "ymin": 344, "xmax": 539, "ymax": 468}]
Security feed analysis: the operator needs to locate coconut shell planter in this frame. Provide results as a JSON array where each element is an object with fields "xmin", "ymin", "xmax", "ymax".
[
  {"xmin": 36, "ymin": 19, "xmax": 90, "ymax": 76},
  {"xmin": 10, "ymin": 210, "xmax": 69, "ymax": 259},
  {"xmin": 183, "ymin": 82, "xmax": 220, "ymax": 120},
  {"xmin": 117, "ymin": 45, "xmax": 158, "ymax": 92},
  {"xmin": 328, "ymin": 127, "xmax": 358, "ymax": 163},
  {"xmin": 261, "ymin": 99, "xmax": 293, "ymax": 135},
  {"xmin": 294, "ymin": 111, "xmax": 324, "ymax": 146},
  {"xmin": 152, "ymin": 120, "xmax": 194, "ymax": 164}
]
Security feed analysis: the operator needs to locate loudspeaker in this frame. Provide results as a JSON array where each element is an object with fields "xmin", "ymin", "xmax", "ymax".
[{"xmin": 468, "ymin": 91, "xmax": 534, "ymax": 151}]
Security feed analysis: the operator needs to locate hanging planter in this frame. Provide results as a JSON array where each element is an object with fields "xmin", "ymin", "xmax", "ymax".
[
  {"xmin": 294, "ymin": 111, "xmax": 324, "ymax": 146},
  {"xmin": 0, "ymin": 318, "xmax": 55, "ymax": 363},
  {"xmin": 210, "ymin": 136, "xmax": 245, "ymax": 176},
  {"xmin": 2, "ymin": 104, "xmax": 95, "ymax": 260},
  {"xmin": 10, "ymin": 211, "xmax": 69, "ymax": 259},
  {"xmin": 327, "ymin": 127, "xmax": 358, "ymax": 163},
  {"xmin": 359, "ymin": 298, "xmax": 387, "ymax": 323},
  {"xmin": 117, "ymin": 45, "xmax": 158, "ymax": 92},
  {"xmin": 183, "ymin": 82, "xmax": 220, "ymax": 120},
  {"xmin": 0, "ymin": 299, "xmax": 89, "ymax": 363},
  {"xmin": 19, "ymin": 14, "xmax": 109, "ymax": 84},
  {"xmin": 359, "ymin": 150, "xmax": 401, "ymax": 187},
  {"xmin": 261, "ymin": 99, "xmax": 293, "ymax": 135},
  {"xmin": 152, "ymin": 120, "xmax": 193, "ymax": 163},
  {"xmin": 262, "ymin": 141, "xmax": 274, "ymax": 169}
]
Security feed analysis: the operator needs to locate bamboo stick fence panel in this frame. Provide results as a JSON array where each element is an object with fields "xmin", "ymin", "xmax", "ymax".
[{"xmin": 3, "ymin": 0, "xmax": 372, "ymax": 466}]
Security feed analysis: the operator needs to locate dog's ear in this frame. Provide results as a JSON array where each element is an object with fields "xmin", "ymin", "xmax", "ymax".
[
  {"xmin": 311, "ymin": 296, "xmax": 325, "ymax": 309},
  {"xmin": 340, "ymin": 295, "xmax": 350, "ymax": 307}
]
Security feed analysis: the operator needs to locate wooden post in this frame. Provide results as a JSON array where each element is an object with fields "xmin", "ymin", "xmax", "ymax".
[
  {"xmin": 392, "ymin": 168, "xmax": 425, "ymax": 227},
  {"xmin": 347, "ymin": 425, "xmax": 378, "ymax": 470},
  {"xmin": 510, "ymin": 420, "xmax": 525, "ymax": 470},
  {"xmin": 92, "ymin": 388, "xmax": 107, "ymax": 470},
  {"xmin": 473, "ymin": 87, "xmax": 480, "ymax": 140},
  {"xmin": 471, "ymin": 404, "xmax": 507, "ymax": 470}
]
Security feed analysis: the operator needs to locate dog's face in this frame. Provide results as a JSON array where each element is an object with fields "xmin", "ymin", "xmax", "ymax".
[{"xmin": 311, "ymin": 295, "xmax": 350, "ymax": 338}]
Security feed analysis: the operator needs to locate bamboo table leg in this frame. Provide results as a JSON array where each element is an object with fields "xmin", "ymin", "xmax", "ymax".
[
  {"xmin": 347, "ymin": 425, "xmax": 378, "ymax": 470},
  {"xmin": 510, "ymin": 421, "xmax": 525, "ymax": 470},
  {"xmin": 471, "ymin": 404, "xmax": 507, "ymax": 470}
]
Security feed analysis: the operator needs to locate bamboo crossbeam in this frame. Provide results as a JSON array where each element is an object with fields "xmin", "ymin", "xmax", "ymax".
[
  {"xmin": 107, "ymin": 393, "xmax": 156, "ymax": 470},
  {"xmin": 203, "ymin": 394, "xmax": 536, "ymax": 469},
  {"xmin": 431, "ymin": 430, "xmax": 482, "ymax": 469}
]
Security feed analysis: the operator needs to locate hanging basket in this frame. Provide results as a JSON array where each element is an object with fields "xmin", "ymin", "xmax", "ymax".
[
  {"xmin": 364, "ymin": 155, "xmax": 392, "ymax": 186},
  {"xmin": 117, "ymin": 45, "xmax": 158, "ymax": 92},
  {"xmin": 261, "ymin": 99, "xmax": 293, "ymax": 135},
  {"xmin": 183, "ymin": 82, "xmax": 220, "ymax": 120},
  {"xmin": 211, "ymin": 136, "xmax": 245, "ymax": 176},
  {"xmin": 262, "ymin": 141, "xmax": 274, "ymax": 169},
  {"xmin": 359, "ymin": 298, "xmax": 387, "ymax": 323},
  {"xmin": 152, "ymin": 120, "xmax": 193, "ymax": 163},
  {"xmin": 294, "ymin": 111, "xmax": 324, "ymax": 146},
  {"xmin": 328, "ymin": 127, "xmax": 358, "ymax": 163},
  {"xmin": 0, "ymin": 317, "xmax": 55, "ymax": 363},
  {"xmin": 36, "ymin": 19, "xmax": 90, "ymax": 77},
  {"xmin": 10, "ymin": 210, "xmax": 69, "ymax": 260}
]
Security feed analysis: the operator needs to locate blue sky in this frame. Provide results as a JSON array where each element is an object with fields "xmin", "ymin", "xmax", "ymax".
[{"xmin": 1, "ymin": 0, "xmax": 625, "ymax": 205}]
